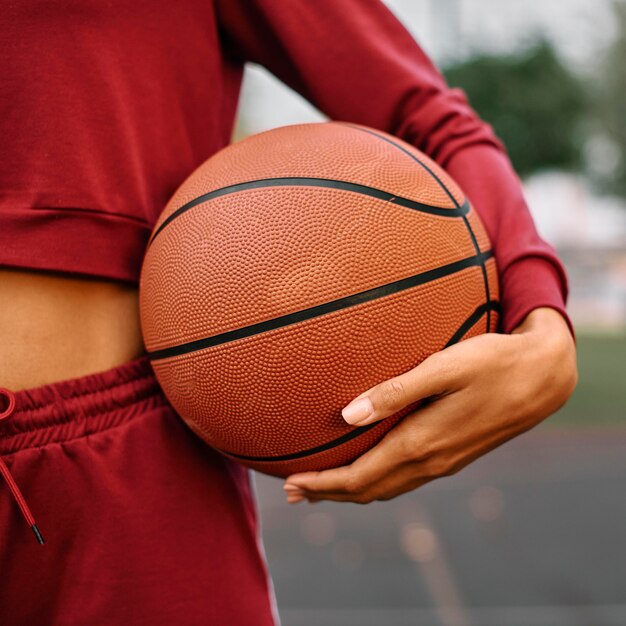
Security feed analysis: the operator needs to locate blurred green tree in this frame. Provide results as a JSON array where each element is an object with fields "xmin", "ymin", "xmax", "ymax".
[
  {"xmin": 444, "ymin": 39, "xmax": 587, "ymax": 178},
  {"xmin": 596, "ymin": 1, "xmax": 626, "ymax": 199}
]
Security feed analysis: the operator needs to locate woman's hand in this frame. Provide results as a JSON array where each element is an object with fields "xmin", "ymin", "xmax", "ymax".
[{"xmin": 284, "ymin": 307, "xmax": 577, "ymax": 504}]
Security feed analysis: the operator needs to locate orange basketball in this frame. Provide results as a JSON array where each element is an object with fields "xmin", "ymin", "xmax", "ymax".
[{"xmin": 139, "ymin": 122, "xmax": 499, "ymax": 478}]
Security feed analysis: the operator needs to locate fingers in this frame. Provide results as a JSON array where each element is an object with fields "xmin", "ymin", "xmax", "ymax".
[
  {"xmin": 285, "ymin": 465, "xmax": 354, "ymax": 498},
  {"xmin": 342, "ymin": 348, "xmax": 463, "ymax": 427},
  {"xmin": 284, "ymin": 420, "xmax": 419, "ymax": 503},
  {"xmin": 307, "ymin": 471, "xmax": 430, "ymax": 504},
  {"xmin": 284, "ymin": 385, "xmax": 472, "ymax": 504},
  {"xmin": 286, "ymin": 462, "xmax": 431, "ymax": 504},
  {"xmin": 285, "ymin": 444, "xmax": 393, "ymax": 499}
]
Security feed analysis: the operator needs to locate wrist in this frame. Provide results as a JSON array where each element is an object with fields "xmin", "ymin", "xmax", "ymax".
[{"xmin": 513, "ymin": 307, "xmax": 578, "ymax": 414}]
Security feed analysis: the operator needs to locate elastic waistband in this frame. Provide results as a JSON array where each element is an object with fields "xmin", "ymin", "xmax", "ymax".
[{"xmin": 0, "ymin": 356, "xmax": 167, "ymax": 455}]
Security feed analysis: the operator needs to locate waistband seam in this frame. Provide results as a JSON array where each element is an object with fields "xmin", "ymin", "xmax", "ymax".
[
  {"xmin": 0, "ymin": 392, "xmax": 170, "ymax": 457},
  {"xmin": 9, "ymin": 372, "xmax": 159, "ymax": 418}
]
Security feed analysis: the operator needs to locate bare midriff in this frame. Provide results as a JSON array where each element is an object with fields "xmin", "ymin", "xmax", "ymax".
[{"xmin": 0, "ymin": 269, "xmax": 145, "ymax": 391}]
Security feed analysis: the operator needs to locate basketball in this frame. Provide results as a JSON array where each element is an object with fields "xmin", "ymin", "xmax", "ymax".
[{"xmin": 139, "ymin": 122, "xmax": 499, "ymax": 478}]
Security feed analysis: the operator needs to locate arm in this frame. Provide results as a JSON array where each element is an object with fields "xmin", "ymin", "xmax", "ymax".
[
  {"xmin": 215, "ymin": 0, "xmax": 577, "ymax": 502},
  {"xmin": 215, "ymin": 0, "xmax": 572, "ymax": 335}
]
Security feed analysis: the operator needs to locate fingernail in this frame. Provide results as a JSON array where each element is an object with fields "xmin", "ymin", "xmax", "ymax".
[
  {"xmin": 342, "ymin": 397, "xmax": 373, "ymax": 425},
  {"xmin": 287, "ymin": 494, "xmax": 305, "ymax": 504}
]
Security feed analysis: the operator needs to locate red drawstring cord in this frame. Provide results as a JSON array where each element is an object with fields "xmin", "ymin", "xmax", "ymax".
[{"xmin": 0, "ymin": 387, "xmax": 44, "ymax": 545}]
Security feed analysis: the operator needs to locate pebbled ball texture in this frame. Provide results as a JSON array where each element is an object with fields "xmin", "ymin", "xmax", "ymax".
[{"xmin": 139, "ymin": 122, "xmax": 499, "ymax": 478}]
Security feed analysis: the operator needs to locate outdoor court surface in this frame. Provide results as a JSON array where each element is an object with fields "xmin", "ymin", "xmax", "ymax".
[{"xmin": 255, "ymin": 426, "xmax": 626, "ymax": 626}]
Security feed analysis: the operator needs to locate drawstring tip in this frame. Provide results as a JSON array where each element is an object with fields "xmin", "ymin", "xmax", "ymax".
[
  {"xmin": 1, "ymin": 389, "xmax": 44, "ymax": 546},
  {"xmin": 31, "ymin": 524, "xmax": 45, "ymax": 545}
]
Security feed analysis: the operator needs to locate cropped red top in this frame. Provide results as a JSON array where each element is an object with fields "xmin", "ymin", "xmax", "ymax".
[{"xmin": 1, "ymin": 0, "xmax": 569, "ymax": 334}]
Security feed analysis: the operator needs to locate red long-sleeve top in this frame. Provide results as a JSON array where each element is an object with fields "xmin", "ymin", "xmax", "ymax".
[{"xmin": 1, "ymin": 0, "xmax": 569, "ymax": 334}]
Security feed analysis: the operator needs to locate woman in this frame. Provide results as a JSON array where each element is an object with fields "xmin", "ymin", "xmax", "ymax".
[{"xmin": 0, "ymin": 1, "xmax": 576, "ymax": 624}]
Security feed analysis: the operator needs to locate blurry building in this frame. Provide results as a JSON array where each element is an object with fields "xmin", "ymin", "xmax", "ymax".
[
  {"xmin": 525, "ymin": 172, "xmax": 626, "ymax": 330},
  {"xmin": 386, "ymin": 0, "xmax": 615, "ymax": 67}
]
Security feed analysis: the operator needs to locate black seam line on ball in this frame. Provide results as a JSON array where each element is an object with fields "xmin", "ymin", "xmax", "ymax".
[
  {"xmin": 216, "ymin": 299, "xmax": 501, "ymax": 463},
  {"xmin": 444, "ymin": 300, "xmax": 501, "ymax": 348},
  {"xmin": 340, "ymin": 123, "xmax": 493, "ymax": 330},
  {"xmin": 147, "ymin": 249, "xmax": 493, "ymax": 362},
  {"xmin": 462, "ymin": 215, "xmax": 492, "ymax": 331},
  {"xmin": 148, "ymin": 177, "xmax": 470, "ymax": 246},
  {"xmin": 219, "ymin": 420, "xmax": 381, "ymax": 462},
  {"xmin": 337, "ymin": 123, "xmax": 460, "ymax": 208}
]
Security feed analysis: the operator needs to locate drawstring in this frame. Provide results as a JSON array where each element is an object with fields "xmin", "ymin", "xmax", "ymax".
[{"xmin": 0, "ymin": 387, "xmax": 44, "ymax": 545}]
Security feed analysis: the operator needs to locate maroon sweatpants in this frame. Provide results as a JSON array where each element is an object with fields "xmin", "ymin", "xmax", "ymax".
[{"xmin": 0, "ymin": 356, "xmax": 278, "ymax": 626}]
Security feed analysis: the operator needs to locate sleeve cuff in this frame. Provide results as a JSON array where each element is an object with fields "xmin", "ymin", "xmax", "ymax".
[{"xmin": 499, "ymin": 255, "xmax": 575, "ymax": 340}]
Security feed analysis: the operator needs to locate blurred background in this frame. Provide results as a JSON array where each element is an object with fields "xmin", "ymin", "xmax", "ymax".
[{"xmin": 234, "ymin": 1, "xmax": 626, "ymax": 624}]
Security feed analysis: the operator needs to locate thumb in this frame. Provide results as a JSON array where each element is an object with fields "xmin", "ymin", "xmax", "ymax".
[{"xmin": 341, "ymin": 351, "xmax": 459, "ymax": 427}]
